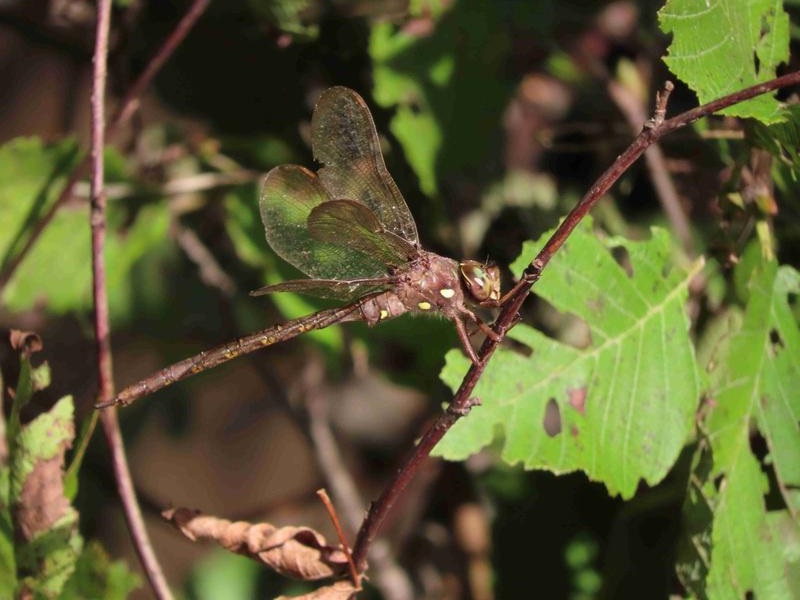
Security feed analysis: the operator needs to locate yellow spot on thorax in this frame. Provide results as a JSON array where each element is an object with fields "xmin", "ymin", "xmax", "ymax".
[{"xmin": 439, "ymin": 288, "xmax": 455, "ymax": 299}]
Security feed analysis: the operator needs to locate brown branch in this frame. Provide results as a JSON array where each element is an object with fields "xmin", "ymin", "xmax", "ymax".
[
  {"xmin": 304, "ymin": 364, "xmax": 414, "ymax": 600},
  {"xmin": 351, "ymin": 70, "xmax": 800, "ymax": 569},
  {"xmin": 90, "ymin": 0, "xmax": 112, "ymax": 429},
  {"xmin": 0, "ymin": 0, "xmax": 211, "ymax": 292},
  {"xmin": 88, "ymin": 3, "xmax": 191, "ymax": 598}
]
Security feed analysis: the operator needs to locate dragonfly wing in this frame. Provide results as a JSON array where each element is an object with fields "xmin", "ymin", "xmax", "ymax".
[
  {"xmin": 250, "ymin": 277, "xmax": 393, "ymax": 301},
  {"xmin": 308, "ymin": 199, "xmax": 416, "ymax": 269},
  {"xmin": 260, "ymin": 165, "xmax": 389, "ymax": 280},
  {"xmin": 311, "ymin": 87, "xmax": 420, "ymax": 245}
]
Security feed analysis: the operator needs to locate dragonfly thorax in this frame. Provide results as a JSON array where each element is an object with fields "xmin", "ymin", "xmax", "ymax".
[{"xmin": 381, "ymin": 251, "xmax": 497, "ymax": 321}]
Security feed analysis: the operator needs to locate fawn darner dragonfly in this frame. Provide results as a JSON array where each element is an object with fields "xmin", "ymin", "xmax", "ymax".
[{"xmin": 97, "ymin": 86, "xmax": 502, "ymax": 409}]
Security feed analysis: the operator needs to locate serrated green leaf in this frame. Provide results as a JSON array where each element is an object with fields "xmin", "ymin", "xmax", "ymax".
[
  {"xmin": 437, "ymin": 223, "xmax": 704, "ymax": 498},
  {"xmin": 678, "ymin": 259, "xmax": 800, "ymax": 598},
  {"xmin": 658, "ymin": 0, "xmax": 789, "ymax": 124}
]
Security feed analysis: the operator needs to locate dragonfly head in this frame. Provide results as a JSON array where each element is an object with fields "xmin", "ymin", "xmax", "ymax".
[{"xmin": 459, "ymin": 260, "xmax": 501, "ymax": 304}]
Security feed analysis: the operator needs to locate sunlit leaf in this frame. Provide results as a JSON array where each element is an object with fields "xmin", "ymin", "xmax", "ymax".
[
  {"xmin": 0, "ymin": 138, "xmax": 171, "ymax": 319},
  {"xmin": 677, "ymin": 258, "xmax": 800, "ymax": 597},
  {"xmin": 437, "ymin": 223, "xmax": 704, "ymax": 498},
  {"xmin": 659, "ymin": 0, "xmax": 789, "ymax": 123}
]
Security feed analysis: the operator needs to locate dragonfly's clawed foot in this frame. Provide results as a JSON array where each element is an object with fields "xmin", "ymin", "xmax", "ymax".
[
  {"xmin": 477, "ymin": 320, "xmax": 502, "ymax": 343},
  {"xmin": 465, "ymin": 344, "xmax": 483, "ymax": 366},
  {"xmin": 454, "ymin": 317, "xmax": 484, "ymax": 365}
]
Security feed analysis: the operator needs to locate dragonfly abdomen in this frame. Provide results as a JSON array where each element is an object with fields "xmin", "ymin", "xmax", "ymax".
[
  {"xmin": 356, "ymin": 291, "xmax": 408, "ymax": 325},
  {"xmin": 105, "ymin": 302, "xmax": 363, "ymax": 408}
]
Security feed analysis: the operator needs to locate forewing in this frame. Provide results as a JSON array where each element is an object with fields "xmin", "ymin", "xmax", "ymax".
[
  {"xmin": 307, "ymin": 200, "xmax": 416, "ymax": 269},
  {"xmin": 260, "ymin": 165, "xmax": 388, "ymax": 280},
  {"xmin": 311, "ymin": 87, "xmax": 419, "ymax": 245},
  {"xmin": 250, "ymin": 277, "xmax": 393, "ymax": 302}
]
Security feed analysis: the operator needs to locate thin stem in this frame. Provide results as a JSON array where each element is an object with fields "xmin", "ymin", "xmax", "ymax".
[
  {"xmin": 606, "ymin": 75, "xmax": 693, "ymax": 253},
  {"xmin": 0, "ymin": 0, "xmax": 211, "ymax": 292},
  {"xmin": 351, "ymin": 70, "xmax": 800, "ymax": 569},
  {"xmin": 304, "ymin": 366, "xmax": 413, "ymax": 599},
  {"xmin": 89, "ymin": 3, "xmax": 173, "ymax": 598},
  {"xmin": 90, "ymin": 0, "xmax": 112, "ymax": 421},
  {"xmin": 316, "ymin": 489, "xmax": 361, "ymax": 590}
]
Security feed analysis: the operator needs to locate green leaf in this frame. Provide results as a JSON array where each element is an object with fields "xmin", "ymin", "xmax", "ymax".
[
  {"xmin": 246, "ymin": 0, "xmax": 320, "ymax": 39},
  {"xmin": 747, "ymin": 104, "xmax": 800, "ymax": 179},
  {"xmin": 369, "ymin": 2, "xmax": 525, "ymax": 196},
  {"xmin": 1, "ymin": 332, "xmax": 137, "ymax": 598},
  {"xmin": 11, "ymin": 395, "xmax": 83, "ymax": 599},
  {"xmin": 0, "ymin": 138, "xmax": 170, "ymax": 320},
  {"xmin": 436, "ymin": 223, "xmax": 704, "ymax": 498},
  {"xmin": 61, "ymin": 541, "xmax": 140, "ymax": 600},
  {"xmin": 187, "ymin": 549, "xmax": 260, "ymax": 600},
  {"xmin": 0, "ymin": 138, "xmax": 80, "ymax": 275},
  {"xmin": 658, "ymin": 0, "xmax": 789, "ymax": 124},
  {"xmin": 678, "ymin": 259, "xmax": 800, "ymax": 597}
]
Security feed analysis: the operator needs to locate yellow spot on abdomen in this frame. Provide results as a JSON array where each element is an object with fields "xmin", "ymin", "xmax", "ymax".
[
  {"xmin": 418, "ymin": 301, "xmax": 432, "ymax": 310},
  {"xmin": 379, "ymin": 309, "xmax": 389, "ymax": 320},
  {"xmin": 439, "ymin": 288, "xmax": 455, "ymax": 299}
]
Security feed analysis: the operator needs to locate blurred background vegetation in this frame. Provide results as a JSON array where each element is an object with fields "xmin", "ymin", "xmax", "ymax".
[{"xmin": 0, "ymin": 0, "xmax": 797, "ymax": 598}]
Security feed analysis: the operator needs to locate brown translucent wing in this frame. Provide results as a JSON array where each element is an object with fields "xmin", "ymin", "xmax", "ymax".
[
  {"xmin": 307, "ymin": 199, "xmax": 416, "ymax": 269},
  {"xmin": 250, "ymin": 277, "xmax": 394, "ymax": 302},
  {"xmin": 260, "ymin": 165, "xmax": 390, "ymax": 280},
  {"xmin": 311, "ymin": 87, "xmax": 420, "ymax": 245}
]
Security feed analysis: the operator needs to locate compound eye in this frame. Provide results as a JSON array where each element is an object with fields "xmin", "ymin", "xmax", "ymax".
[{"xmin": 459, "ymin": 261, "xmax": 501, "ymax": 303}]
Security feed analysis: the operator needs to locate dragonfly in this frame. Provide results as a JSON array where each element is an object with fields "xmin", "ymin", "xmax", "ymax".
[{"xmin": 97, "ymin": 86, "xmax": 502, "ymax": 409}]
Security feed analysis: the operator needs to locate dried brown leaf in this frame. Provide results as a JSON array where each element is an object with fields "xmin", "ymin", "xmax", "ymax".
[
  {"xmin": 276, "ymin": 580, "xmax": 359, "ymax": 599},
  {"xmin": 9, "ymin": 329, "xmax": 43, "ymax": 358},
  {"xmin": 17, "ymin": 454, "xmax": 72, "ymax": 540},
  {"xmin": 162, "ymin": 507, "xmax": 350, "ymax": 580}
]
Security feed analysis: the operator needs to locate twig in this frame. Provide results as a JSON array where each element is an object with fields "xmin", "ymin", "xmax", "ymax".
[
  {"xmin": 88, "ymin": 3, "xmax": 184, "ymax": 598},
  {"xmin": 85, "ymin": 0, "xmax": 216, "ymax": 599},
  {"xmin": 304, "ymin": 364, "xmax": 414, "ymax": 600},
  {"xmin": 317, "ymin": 489, "xmax": 361, "ymax": 590},
  {"xmin": 172, "ymin": 221, "xmax": 237, "ymax": 296},
  {"xmin": 90, "ymin": 0, "xmax": 113, "ymax": 441},
  {"xmin": 350, "ymin": 70, "xmax": 800, "ymax": 569},
  {"xmin": 72, "ymin": 170, "xmax": 261, "ymax": 201},
  {"xmin": 607, "ymin": 75, "xmax": 693, "ymax": 253},
  {"xmin": 0, "ymin": 0, "xmax": 211, "ymax": 292}
]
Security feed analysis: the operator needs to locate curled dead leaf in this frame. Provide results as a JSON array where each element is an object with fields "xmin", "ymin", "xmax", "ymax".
[
  {"xmin": 162, "ymin": 507, "xmax": 350, "ymax": 581},
  {"xmin": 276, "ymin": 580, "xmax": 359, "ymax": 599},
  {"xmin": 9, "ymin": 330, "xmax": 43, "ymax": 358}
]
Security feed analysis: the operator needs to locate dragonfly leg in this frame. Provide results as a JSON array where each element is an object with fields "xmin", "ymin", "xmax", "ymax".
[
  {"xmin": 475, "ymin": 317, "xmax": 501, "ymax": 342},
  {"xmin": 464, "ymin": 310, "xmax": 501, "ymax": 343},
  {"xmin": 454, "ymin": 317, "xmax": 481, "ymax": 365}
]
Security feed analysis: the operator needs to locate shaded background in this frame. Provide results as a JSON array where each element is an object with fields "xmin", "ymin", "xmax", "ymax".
[{"xmin": 0, "ymin": 0, "xmax": 797, "ymax": 598}]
